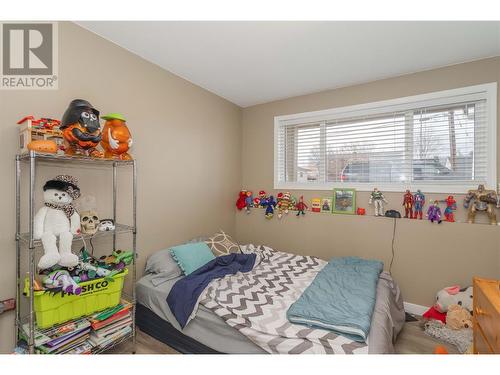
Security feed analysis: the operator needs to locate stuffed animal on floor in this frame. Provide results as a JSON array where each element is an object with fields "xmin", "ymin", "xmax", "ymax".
[
  {"xmin": 34, "ymin": 175, "xmax": 81, "ymax": 269},
  {"xmin": 446, "ymin": 304, "xmax": 472, "ymax": 330},
  {"xmin": 434, "ymin": 285, "xmax": 473, "ymax": 313}
]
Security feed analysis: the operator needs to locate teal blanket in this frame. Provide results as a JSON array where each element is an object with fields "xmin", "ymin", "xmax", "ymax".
[{"xmin": 287, "ymin": 256, "xmax": 383, "ymax": 342}]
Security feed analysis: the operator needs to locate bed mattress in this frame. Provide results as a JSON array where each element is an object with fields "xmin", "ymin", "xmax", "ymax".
[{"xmin": 136, "ymin": 270, "xmax": 405, "ymax": 354}]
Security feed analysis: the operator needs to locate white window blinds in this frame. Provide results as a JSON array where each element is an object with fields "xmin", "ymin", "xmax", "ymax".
[{"xmin": 274, "ymin": 84, "xmax": 496, "ymax": 192}]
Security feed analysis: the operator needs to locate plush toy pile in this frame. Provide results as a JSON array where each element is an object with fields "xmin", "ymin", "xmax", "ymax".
[
  {"xmin": 422, "ymin": 285, "xmax": 474, "ymax": 353},
  {"xmin": 37, "ymin": 248, "xmax": 134, "ymax": 296}
]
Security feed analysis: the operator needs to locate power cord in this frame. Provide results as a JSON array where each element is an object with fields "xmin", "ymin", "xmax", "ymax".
[{"xmin": 389, "ymin": 217, "xmax": 397, "ymax": 275}]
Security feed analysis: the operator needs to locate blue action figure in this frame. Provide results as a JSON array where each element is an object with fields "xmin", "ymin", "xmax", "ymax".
[
  {"xmin": 262, "ymin": 195, "xmax": 277, "ymax": 219},
  {"xmin": 413, "ymin": 189, "xmax": 426, "ymax": 220}
]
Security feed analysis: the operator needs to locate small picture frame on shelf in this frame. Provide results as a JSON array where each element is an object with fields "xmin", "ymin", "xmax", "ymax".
[
  {"xmin": 321, "ymin": 198, "xmax": 332, "ymax": 213},
  {"xmin": 332, "ymin": 188, "xmax": 356, "ymax": 214}
]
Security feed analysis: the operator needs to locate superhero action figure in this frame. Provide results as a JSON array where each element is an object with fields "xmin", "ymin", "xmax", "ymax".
[
  {"xmin": 369, "ymin": 188, "xmax": 388, "ymax": 216},
  {"xmin": 442, "ymin": 195, "xmax": 457, "ymax": 222},
  {"xmin": 427, "ymin": 200, "xmax": 442, "ymax": 224},
  {"xmin": 413, "ymin": 190, "xmax": 425, "ymax": 220},
  {"xmin": 402, "ymin": 190, "xmax": 414, "ymax": 219},
  {"xmin": 295, "ymin": 196, "xmax": 308, "ymax": 216}
]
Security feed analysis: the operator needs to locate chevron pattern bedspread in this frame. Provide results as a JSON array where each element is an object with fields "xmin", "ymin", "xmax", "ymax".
[{"xmin": 199, "ymin": 245, "xmax": 368, "ymax": 354}]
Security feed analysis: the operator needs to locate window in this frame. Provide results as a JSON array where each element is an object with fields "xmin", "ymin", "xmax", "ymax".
[{"xmin": 274, "ymin": 83, "xmax": 497, "ymax": 192}]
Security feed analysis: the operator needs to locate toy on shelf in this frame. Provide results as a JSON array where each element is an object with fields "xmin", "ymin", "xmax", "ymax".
[
  {"xmin": 98, "ymin": 219, "xmax": 115, "ymax": 232},
  {"xmin": 464, "ymin": 184, "xmax": 498, "ymax": 225},
  {"xmin": 356, "ymin": 207, "xmax": 366, "ymax": 215},
  {"xmin": 244, "ymin": 191, "xmax": 254, "ymax": 213},
  {"xmin": 236, "ymin": 190, "xmax": 247, "ymax": 210},
  {"xmin": 295, "ymin": 196, "xmax": 308, "ymax": 216},
  {"xmin": 100, "ymin": 113, "xmax": 133, "ymax": 160},
  {"xmin": 434, "ymin": 285, "xmax": 473, "ymax": 313},
  {"xmin": 442, "ymin": 196, "xmax": 457, "ymax": 222},
  {"xmin": 80, "ymin": 210, "xmax": 100, "ymax": 235},
  {"xmin": 402, "ymin": 190, "xmax": 414, "ymax": 219},
  {"xmin": 42, "ymin": 270, "xmax": 82, "ymax": 295},
  {"xmin": 18, "ymin": 116, "xmax": 64, "ymax": 154},
  {"xmin": 35, "ymin": 175, "xmax": 81, "ymax": 270},
  {"xmin": 277, "ymin": 192, "xmax": 293, "ymax": 219},
  {"xmin": 368, "ymin": 188, "xmax": 388, "ymax": 217},
  {"xmin": 258, "ymin": 190, "xmax": 268, "ymax": 207},
  {"xmin": 253, "ymin": 197, "xmax": 261, "ymax": 208},
  {"xmin": 98, "ymin": 250, "xmax": 133, "ymax": 272},
  {"xmin": 311, "ymin": 198, "xmax": 321, "ymax": 213},
  {"xmin": 262, "ymin": 195, "xmax": 277, "ymax": 219},
  {"xmin": 60, "ymin": 99, "xmax": 103, "ymax": 158},
  {"xmin": 413, "ymin": 190, "xmax": 426, "ymax": 220},
  {"xmin": 427, "ymin": 200, "xmax": 442, "ymax": 224}
]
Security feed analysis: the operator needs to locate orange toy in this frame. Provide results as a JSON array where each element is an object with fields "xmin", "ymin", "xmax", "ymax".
[
  {"xmin": 434, "ymin": 345, "xmax": 449, "ymax": 354},
  {"xmin": 60, "ymin": 99, "xmax": 103, "ymax": 158},
  {"xmin": 101, "ymin": 113, "xmax": 133, "ymax": 160}
]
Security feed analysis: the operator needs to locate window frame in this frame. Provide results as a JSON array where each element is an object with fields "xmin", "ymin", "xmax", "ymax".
[{"xmin": 274, "ymin": 83, "xmax": 497, "ymax": 193}]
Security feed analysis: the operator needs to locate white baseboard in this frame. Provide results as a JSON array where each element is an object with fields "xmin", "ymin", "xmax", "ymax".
[{"xmin": 403, "ymin": 302, "xmax": 429, "ymax": 316}]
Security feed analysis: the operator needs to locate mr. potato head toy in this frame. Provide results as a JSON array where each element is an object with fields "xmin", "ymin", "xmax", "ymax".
[
  {"xmin": 60, "ymin": 99, "xmax": 103, "ymax": 158},
  {"xmin": 101, "ymin": 113, "xmax": 133, "ymax": 160}
]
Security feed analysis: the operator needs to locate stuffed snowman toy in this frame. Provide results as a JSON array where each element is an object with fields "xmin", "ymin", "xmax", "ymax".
[{"xmin": 34, "ymin": 175, "xmax": 81, "ymax": 269}]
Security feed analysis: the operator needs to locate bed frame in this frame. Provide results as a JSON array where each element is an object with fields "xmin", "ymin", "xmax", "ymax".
[{"xmin": 135, "ymin": 303, "xmax": 223, "ymax": 354}]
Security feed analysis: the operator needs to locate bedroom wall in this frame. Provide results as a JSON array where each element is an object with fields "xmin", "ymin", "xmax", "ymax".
[
  {"xmin": 0, "ymin": 22, "xmax": 241, "ymax": 353},
  {"xmin": 236, "ymin": 57, "xmax": 500, "ymax": 308}
]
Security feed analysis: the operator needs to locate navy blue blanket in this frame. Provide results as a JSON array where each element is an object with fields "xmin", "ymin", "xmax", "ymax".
[{"xmin": 167, "ymin": 253, "xmax": 256, "ymax": 328}]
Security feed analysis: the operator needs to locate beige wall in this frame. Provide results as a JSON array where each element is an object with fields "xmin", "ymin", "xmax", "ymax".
[
  {"xmin": 236, "ymin": 57, "xmax": 500, "ymax": 307},
  {"xmin": 0, "ymin": 22, "xmax": 499, "ymax": 353},
  {"xmin": 0, "ymin": 22, "xmax": 241, "ymax": 353}
]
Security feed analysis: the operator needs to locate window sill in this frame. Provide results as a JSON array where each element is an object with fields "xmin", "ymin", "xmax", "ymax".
[{"xmin": 273, "ymin": 181, "xmax": 488, "ymax": 194}]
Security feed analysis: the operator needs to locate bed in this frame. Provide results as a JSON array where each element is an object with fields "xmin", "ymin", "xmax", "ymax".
[{"xmin": 136, "ymin": 244, "xmax": 405, "ymax": 354}]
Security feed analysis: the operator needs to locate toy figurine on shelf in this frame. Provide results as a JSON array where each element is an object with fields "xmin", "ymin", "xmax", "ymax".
[
  {"xmin": 277, "ymin": 191, "xmax": 293, "ymax": 219},
  {"xmin": 427, "ymin": 200, "xmax": 442, "ymax": 224},
  {"xmin": 295, "ymin": 196, "xmax": 308, "ymax": 216},
  {"xmin": 402, "ymin": 190, "xmax": 414, "ymax": 219},
  {"xmin": 369, "ymin": 188, "xmax": 388, "ymax": 217},
  {"xmin": 413, "ymin": 190, "xmax": 426, "ymax": 220},
  {"xmin": 245, "ymin": 191, "xmax": 254, "ymax": 214},
  {"xmin": 262, "ymin": 195, "xmax": 277, "ymax": 219},
  {"xmin": 253, "ymin": 197, "xmax": 261, "ymax": 208},
  {"xmin": 236, "ymin": 190, "xmax": 247, "ymax": 211},
  {"xmin": 258, "ymin": 190, "xmax": 268, "ymax": 207},
  {"xmin": 60, "ymin": 99, "xmax": 103, "ymax": 158},
  {"xmin": 464, "ymin": 184, "xmax": 498, "ymax": 225},
  {"xmin": 35, "ymin": 175, "xmax": 81, "ymax": 270},
  {"xmin": 442, "ymin": 196, "xmax": 457, "ymax": 222},
  {"xmin": 101, "ymin": 113, "xmax": 133, "ymax": 160}
]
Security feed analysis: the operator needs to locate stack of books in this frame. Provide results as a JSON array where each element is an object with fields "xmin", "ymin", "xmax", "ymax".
[
  {"xmin": 88, "ymin": 301, "xmax": 133, "ymax": 352},
  {"xmin": 22, "ymin": 318, "xmax": 93, "ymax": 354}
]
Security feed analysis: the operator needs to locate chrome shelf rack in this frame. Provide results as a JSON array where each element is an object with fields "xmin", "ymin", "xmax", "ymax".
[{"xmin": 15, "ymin": 151, "xmax": 137, "ymax": 354}]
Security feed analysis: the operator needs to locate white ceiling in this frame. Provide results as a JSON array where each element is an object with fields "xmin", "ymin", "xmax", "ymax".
[{"xmin": 78, "ymin": 21, "xmax": 500, "ymax": 107}]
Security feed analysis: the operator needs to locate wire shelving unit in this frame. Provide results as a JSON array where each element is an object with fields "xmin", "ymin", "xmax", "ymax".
[{"xmin": 15, "ymin": 151, "xmax": 137, "ymax": 354}]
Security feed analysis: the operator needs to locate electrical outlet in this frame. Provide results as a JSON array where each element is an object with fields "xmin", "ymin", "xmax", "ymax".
[{"xmin": 0, "ymin": 298, "xmax": 15, "ymax": 314}]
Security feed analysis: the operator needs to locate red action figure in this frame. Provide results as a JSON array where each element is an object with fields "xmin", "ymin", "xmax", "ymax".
[
  {"xmin": 295, "ymin": 196, "xmax": 308, "ymax": 216},
  {"xmin": 443, "ymin": 195, "xmax": 457, "ymax": 222},
  {"xmin": 402, "ymin": 189, "xmax": 414, "ymax": 218}
]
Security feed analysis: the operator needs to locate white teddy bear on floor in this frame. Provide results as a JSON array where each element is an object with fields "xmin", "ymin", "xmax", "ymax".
[{"xmin": 34, "ymin": 175, "xmax": 81, "ymax": 269}]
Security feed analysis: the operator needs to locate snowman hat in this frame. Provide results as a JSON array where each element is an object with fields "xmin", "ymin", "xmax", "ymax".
[{"xmin": 43, "ymin": 175, "xmax": 81, "ymax": 200}]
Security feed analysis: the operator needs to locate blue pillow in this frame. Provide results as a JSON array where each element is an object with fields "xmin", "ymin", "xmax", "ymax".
[{"xmin": 170, "ymin": 242, "xmax": 215, "ymax": 275}]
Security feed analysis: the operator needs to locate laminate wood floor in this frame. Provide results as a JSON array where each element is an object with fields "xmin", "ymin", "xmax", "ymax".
[{"xmin": 110, "ymin": 316, "xmax": 459, "ymax": 354}]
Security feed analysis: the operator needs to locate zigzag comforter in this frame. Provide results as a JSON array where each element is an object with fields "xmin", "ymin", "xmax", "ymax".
[{"xmin": 198, "ymin": 245, "xmax": 369, "ymax": 354}]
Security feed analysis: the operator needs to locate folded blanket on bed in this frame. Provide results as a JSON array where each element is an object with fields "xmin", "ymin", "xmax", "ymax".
[
  {"xmin": 167, "ymin": 253, "xmax": 256, "ymax": 328},
  {"xmin": 286, "ymin": 256, "xmax": 383, "ymax": 342}
]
